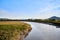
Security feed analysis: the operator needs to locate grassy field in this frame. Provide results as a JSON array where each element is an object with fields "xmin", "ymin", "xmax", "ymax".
[
  {"xmin": 0, "ymin": 21, "xmax": 31, "ymax": 30},
  {"xmin": 0, "ymin": 21, "xmax": 31, "ymax": 40}
]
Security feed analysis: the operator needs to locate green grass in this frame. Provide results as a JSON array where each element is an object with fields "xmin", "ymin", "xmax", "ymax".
[{"xmin": 0, "ymin": 25, "xmax": 27, "ymax": 31}]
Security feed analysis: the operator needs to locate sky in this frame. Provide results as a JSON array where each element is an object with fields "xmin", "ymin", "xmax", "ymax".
[{"xmin": 0, "ymin": 0, "xmax": 60, "ymax": 19}]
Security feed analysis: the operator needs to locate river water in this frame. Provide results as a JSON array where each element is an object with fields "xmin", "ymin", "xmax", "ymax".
[{"xmin": 24, "ymin": 22, "xmax": 60, "ymax": 40}]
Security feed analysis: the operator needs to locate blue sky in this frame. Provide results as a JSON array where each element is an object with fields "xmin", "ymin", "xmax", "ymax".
[{"xmin": 0, "ymin": 0, "xmax": 60, "ymax": 19}]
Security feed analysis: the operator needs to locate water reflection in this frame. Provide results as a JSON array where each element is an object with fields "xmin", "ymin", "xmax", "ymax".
[
  {"xmin": 24, "ymin": 22, "xmax": 60, "ymax": 40},
  {"xmin": 52, "ymin": 23, "xmax": 60, "ymax": 28}
]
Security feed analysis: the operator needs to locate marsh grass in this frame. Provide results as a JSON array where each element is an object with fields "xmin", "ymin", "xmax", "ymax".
[
  {"xmin": 0, "ymin": 25, "xmax": 26, "ymax": 31},
  {"xmin": 0, "ymin": 21, "xmax": 31, "ymax": 40}
]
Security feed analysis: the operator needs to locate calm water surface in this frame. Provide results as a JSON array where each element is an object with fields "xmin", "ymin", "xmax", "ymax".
[{"xmin": 24, "ymin": 22, "xmax": 60, "ymax": 40}]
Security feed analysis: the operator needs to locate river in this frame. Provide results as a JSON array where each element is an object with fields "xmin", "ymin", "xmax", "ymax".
[{"xmin": 24, "ymin": 22, "xmax": 60, "ymax": 40}]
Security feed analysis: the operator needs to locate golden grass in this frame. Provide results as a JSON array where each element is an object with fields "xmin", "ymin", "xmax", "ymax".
[
  {"xmin": 0, "ymin": 21, "xmax": 25, "ymax": 25},
  {"xmin": 0, "ymin": 21, "xmax": 31, "ymax": 30}
]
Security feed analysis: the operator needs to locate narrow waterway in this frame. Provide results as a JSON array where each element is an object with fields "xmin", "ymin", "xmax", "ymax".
[{"xmin": 24, "ymin": 22, "xmax": 60, "ymax": 40}]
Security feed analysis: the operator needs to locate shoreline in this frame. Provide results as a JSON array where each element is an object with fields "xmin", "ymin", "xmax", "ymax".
[{"xmin": 22, "ymin": 21, "xmax": 60, "ymax": 28}]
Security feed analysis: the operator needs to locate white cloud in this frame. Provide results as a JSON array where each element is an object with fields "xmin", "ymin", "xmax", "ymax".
[
  {"xmin": 35, "ymin": 4, "xmax": 60, "ymax": 19},
  {"xmin": 40, "ymin": 5, "xmax": 60, "ymax": 13}
]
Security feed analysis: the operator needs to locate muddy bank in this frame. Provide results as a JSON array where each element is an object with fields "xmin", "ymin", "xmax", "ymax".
[
  {"xmin": 9, "ymin": 27, "xmax": 32, "ymax": 40},
  {"xmin": 20, "ymin": 27, "xmax": 32, "ymax": 40}
]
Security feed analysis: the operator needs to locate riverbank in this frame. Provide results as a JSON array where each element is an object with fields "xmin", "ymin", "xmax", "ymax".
[
  {"xmin": 21, "ymin": 20, "xmax": 60, "ymax": 27},
  {"xmin": 0, "ymin": 21, "xmax": 32, "ymax": 40}
]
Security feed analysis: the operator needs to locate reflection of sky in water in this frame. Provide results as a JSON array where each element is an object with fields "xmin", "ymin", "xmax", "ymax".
[{"xmin": 25, "ymin": 22, "xmax": 60, "ymax": 40}]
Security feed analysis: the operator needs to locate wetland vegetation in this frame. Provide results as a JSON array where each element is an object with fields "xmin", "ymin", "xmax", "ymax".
[{"xmin": 0, "ymin": 21, "xmax": 32, "ymax": 40}]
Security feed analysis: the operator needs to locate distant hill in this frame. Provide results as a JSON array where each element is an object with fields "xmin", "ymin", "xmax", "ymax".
[
  {"xmin": 0, "ymin": 16, "xmax": 60, "ymax": 21},
  {"xmin": 48, "ymin": 16, "xmax": 60, "ymax": 20}
]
